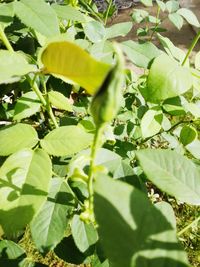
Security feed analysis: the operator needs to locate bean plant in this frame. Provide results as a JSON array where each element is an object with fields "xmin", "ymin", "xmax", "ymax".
[{"xmin": 0, "ymin": 0, "xmax": 200, "ymax": 266}]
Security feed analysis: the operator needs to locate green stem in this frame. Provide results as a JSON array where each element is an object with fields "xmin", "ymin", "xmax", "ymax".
[
  {"xmin": 178, "ymin": 215, "xmax": 200, "ymax": 237},
  {"xmin": 182, "ymin": 30, "xmax": 200, "ymax": 66},
  {"xmin": 0, "ymin": 25, "xmax": 14, "ymax": 52},
  {"xmin": 46, "ymin": 94, "xmax": 59, "ymax": 128},
  {"xmin": 87, "ymin": 124, "xmax": 104, "ymax": 215},
  {"xmin": 149, "ymin": 5, "xmax": 161, "ymax": 42},
  {"xmin": 104, "ymin": 0, "xmax": 113, "ymax": 25},
  {"xmin": 141, "ymin": 119, "xmax": 191, "ymax": 144}
]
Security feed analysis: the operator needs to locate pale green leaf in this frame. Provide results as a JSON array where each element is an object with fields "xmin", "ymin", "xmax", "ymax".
[
  {"xmin": 105, "ymin": 22, "xmax": 133, "ymax": 40},
  {"xmin": 157, "ymin": 34, "xmax": 188, "ymax": 64},
  {"xmin": 141, "ymin": 109, "xmax": 162, "ymax": 138},
  {"xmin": 177, "ymin": 8, "xmax": 200, "ymax": 28},
  {"xmin": 166, "ymin": 0, "xmax": 179, "ymax": 13},
  {"xmin": 14, "ymin": 91, "xmax": 41, "ymax": 121},
  {"xmin": 168, "ymin": 13, "xmax": 183, "ymax": 30},
  {"xmin": 71, "ymin": 214, "xmax": 98, "ymax": 253},
  {"xmin": 140, "ymin": 0, "xmax": 152, "ymax": 7},
  {"xmin": 52, "ymin": 4, "xmax": 86, "ymax": 22},
  {"xmin": 156, "ymin": 0, "xmax": 166, "ymax": 12},
  {"xmin": 94, "ymin": 174, "xmax": 189, "ymax": 267},
  {"xmin": 0, "ymin": 50, "xmax": 35, "ymax": 84},
  {"xmin": 146, "ymin": 54, "xmax": 192, "ymax": 103},
  {"xmin": 184, "ymin": 102, "xmax": 200, "ymax": 118},
  {"xmin": 39, "ymin": 41, "xmax": 111, "ymax": 95},
  {"xmin": 40, "ymin": 126, "xmax": 93, "ymax": 156},
  {"xmin": 121, "ymin": 41, "xmax": 160, "ymax": 68},
  {"xmin": 48, "ymin": 91, "xmax": 73, "ymax": 112},
  {"xmin": 0, "ymin": 2, "xmax": 14, "ymax": 29},
  {"xmin": 0, "ymin": 148, "xmax": 51, "ymax": 235},
  {"xmin": 136, "ymin": 149, "xmax": 200, "ymax": 205},
  {"xmin": 186, "ymin": 140, "xmax": 200, "ymax": 159},
  {"xmin": 84, "ymin": 21, "xmax": 106, "ymax": 43},
  {"xmin": 14, "ymin": 0, "xmax": 60, "ymax": 37},
  {"xmin": 0, "ymin": 123, "xmax": 38, "ymax": 156},
  {"xmin": 31, "ymin": 178, "xmax": 75, "ymax": 254}
]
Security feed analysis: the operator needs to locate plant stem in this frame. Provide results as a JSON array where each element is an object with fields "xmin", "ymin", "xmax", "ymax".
[
  {"xmin": 0, "ymin": 25, "xmax": 14, "ymax": 52},
  {"xmin": 104, "ymin": 0, "xmax": 113, "ymax": 25},
  {"xmin": 182, "ymin": 30, "xmax": 200, "ymax": 66},
  {"xmin": 178, "ymin": 215, "xmax": 200, "ymax": 237},
  {"xmin": 87, "ymin": 124, "xmax": 104, "ymax": 216},
  {"xmin": 149, "ymin": 5, "xmax": 161, "ymax": 42}
]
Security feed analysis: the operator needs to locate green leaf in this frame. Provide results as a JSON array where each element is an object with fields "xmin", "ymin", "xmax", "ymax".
[
  {"xmin": 136, "ymin": 149, "xmax": 200, "ymax": 205},
  {"xmin": 0, "ymin": 123, "xmax": 38, "ymax": 156},
  {"xmin": 14, "ymin": 0, "xmax": 60, "ymax": 37},
  {"xmin": 186, "ymin": 140, "xmax": 200, "ymax": 159},
  {"xmin": 168, "ymin": 13, "xmax": 183, "ymax": 30},
  {"xmin": 0, "ymin": 240, "xmax": 26, "ymax": 266},
  {"xmin": 157, "ymin": 34, "xmax": 188, "ymax": 64},
  {"xmin": 14, "ymin": 91, "xmax": 41, "ymax": 121},
  {"xmin": 166, "ymin": 0, "xmax": 179, "ymax": 13},
  {"xmin": 121, "ymin": 41, "xmax": 160, "ymax": 68},
  {"xmin": 141, "ymin": 109, "xmax": 162, "ymax": 138},
  {"xmin": 146, "ymin": 54, "xmax": 192, "ymax": 103},
  {"xmin": 52, "ymin": 4, "xmax": 86, "ymax": 23},
  {"xmin": 84, "ymin": 21, "xmax": 106, "ymax": 43},
  {"xmin": 0, "ymin": 50, "xmax": 35, "ymax": 84},
  {"xmin": 156, "ymin": 0, "xmax": 166, "ymax": 12},
  {"xmin": 0, "ymin": 240, "xmax": 25, "ymax": 259},
  {"xmin": 195, "ymin": 51, "xmax": 200, "ymax": 70},
  {"xmin": 54, "ymin": 235, "xmax": 88, "ymax": 264},
  {"xmin": 180, "ymin": 125, "xmax": 197, "ymax": 146},
  {"xmin": 177, "ymin": 8, "xmax": 200, "ymax": 28},
  {"xmin": 105, "ymin": 22, "xmax": 133, "ymax": 40},
  {"xmin": 31, "ymin": 178, "xmax": 75, "ymax": 254},
  {"xmin": 0, "ymin": 2, "xmax": 14, "ymax": 29},
  {"xmin": 39, "ymin": 41, "xmax": 111, "ymax": 95},
  {"xmin": 40, "ymin": 126, "xmax": 93, "ymax": 156},
  {"xmin": 140, "ymin": 0, "xmax": 152, "ymax": 7},
  {"xmin": 162, "ymin": 97, "xmax": 186, "ymax": 116},
  {"xmin": 71, "ymin": 214, "xmax": 98, "ymax": 253},
  {"xmin": 48, "ymin": 91, "xmax": 73, "ymax": 112},
  {"xmin": 184, "ymin": 102, "xmax": 200, "ymax": 118},
  {"xmin": 94, "ymin": 174, "xmax": 189, "ymax": 267},
  {"xmin": 0, "ymin": 148, "xmax": 52, "ymax": 235}
]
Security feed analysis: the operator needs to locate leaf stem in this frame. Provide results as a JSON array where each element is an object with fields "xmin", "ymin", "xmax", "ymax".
[
  {"xmin": 87, "ymin": 124, "xmax": 104, "ymax": 217},
  {"xmin": 104, "ymin": 0, "xmax": 113, "ymax": 25},
  {"xmin": 178, "ymin": 215, "xmax": 200, "ymax": 236},
  {"xmin": 182, "ymin": 30, "xmax": 200, "ymax": 66},
  {"xmin": 0, "ymin": 25, "xmax": 14, "ymax": 52},
  {"xmin": 149, "ymin": 5, "xmax": 161, "ymax": 42}
]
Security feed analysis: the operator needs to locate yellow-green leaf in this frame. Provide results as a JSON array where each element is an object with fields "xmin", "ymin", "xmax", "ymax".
[
  {"xmin": 39, "ymin": 41, "xmax": 111, "ymax": 95},
  {"xmin": 48, "ymin": 91, "xmax": 73, "ymax": 112}
]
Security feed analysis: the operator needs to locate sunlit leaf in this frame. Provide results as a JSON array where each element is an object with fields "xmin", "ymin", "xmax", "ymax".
[
  {"xmin": 146, "ymin": 54, "xmax": 192, "ymax": 103},
  {"xmin": 0, "ymin": 148, "xmax": 51, "ymax": 235},
  {"xmin": 14, "ymin": 0, "xmax": 59, "ymax": 37},
  {"xmin": 39, "ymin": 41, "xmax": 111, "ymax": 95},
  {"xmin": 0, "ymin": 50, "xmax": 35, "ymax": 84},
  {"xmin": 40, "ymin": 126, "xmax": 93, "ymax": 156},
  {"xmin": 0, "ymin": 123, "xmax": 38, "ymax": 156},
  {"xmin": 136, "ymin": 149, "xmax": 200, "ymax": 205}
]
